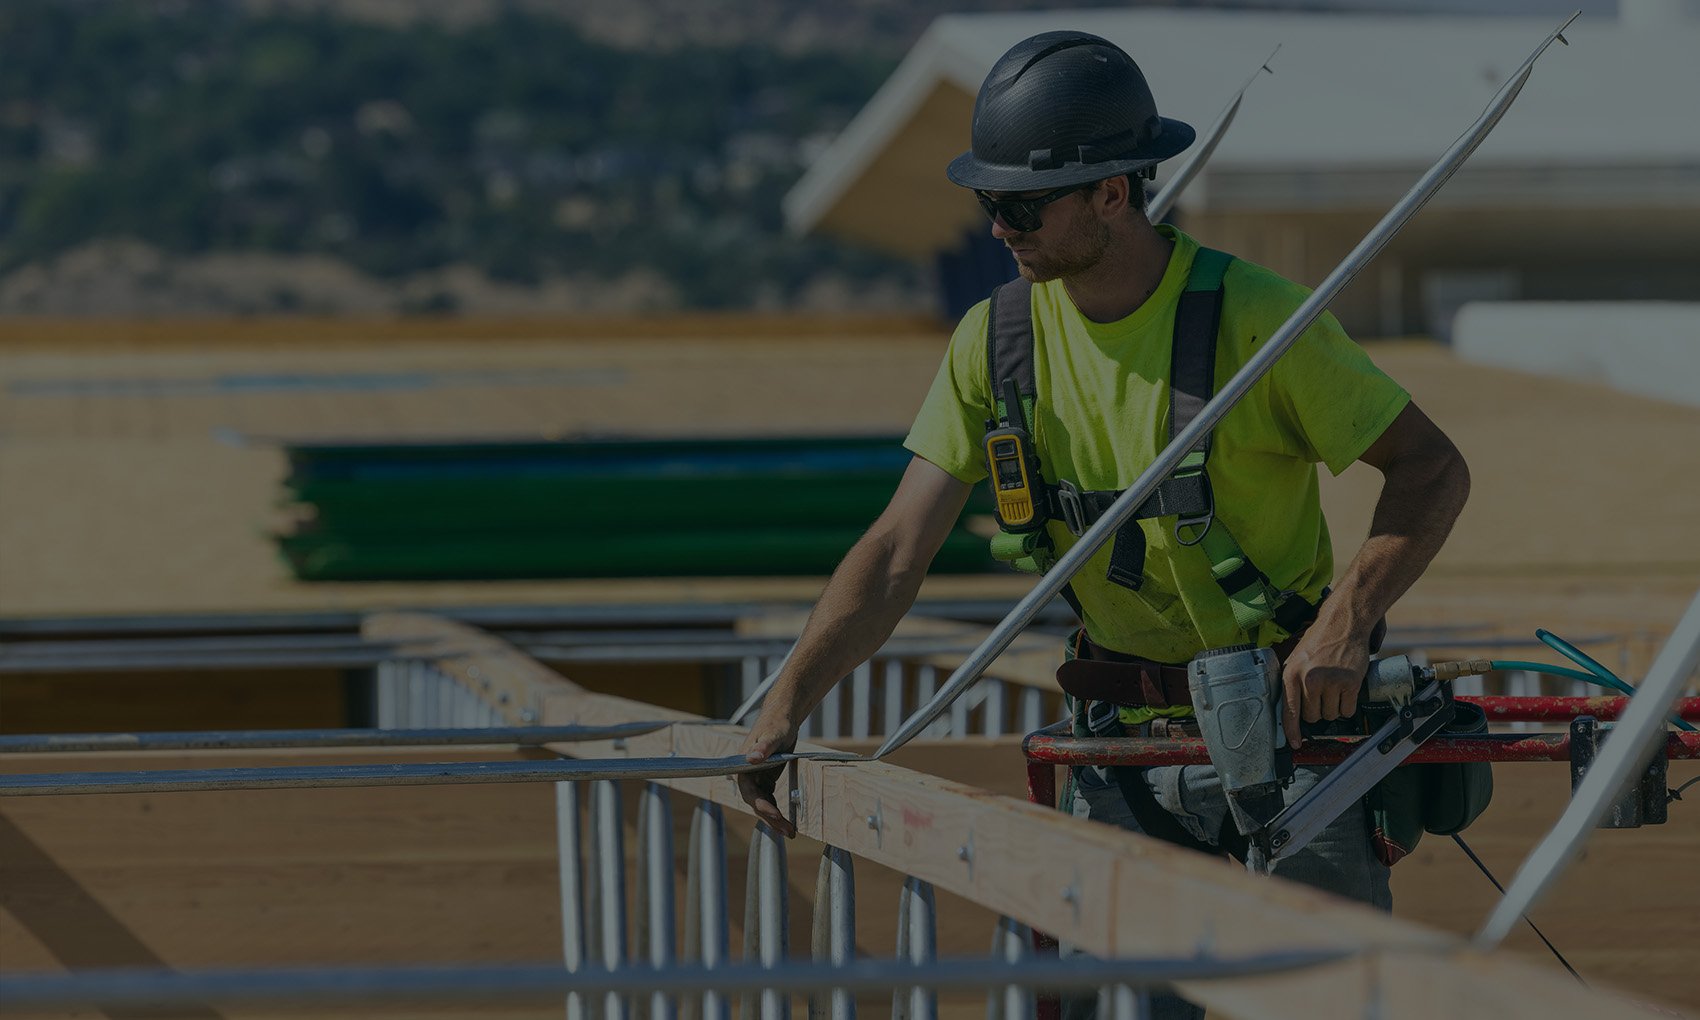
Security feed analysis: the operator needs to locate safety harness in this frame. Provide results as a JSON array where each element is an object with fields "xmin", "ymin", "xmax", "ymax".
[{"xmin": 982, "ymin": 247, "xmax": 1315, "ymax": 637}]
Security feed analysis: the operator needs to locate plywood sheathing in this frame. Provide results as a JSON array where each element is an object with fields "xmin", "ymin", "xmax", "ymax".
[{"xmin": 0, "ymin": 321, "xmax": 1695, "ymax": 678}]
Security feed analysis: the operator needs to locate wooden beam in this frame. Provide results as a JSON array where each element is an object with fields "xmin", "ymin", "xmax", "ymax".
[{"xmin": 369, "ymin": 612, "xmax": 1676, "ymax": 1020}]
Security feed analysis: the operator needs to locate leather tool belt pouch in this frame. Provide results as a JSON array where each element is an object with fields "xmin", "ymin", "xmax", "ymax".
[
  {"xmin": 1364, "ymin": 699, "xmax": 1494, "ymax": 866},
  {"xmin": 1055, "ymin": 633, "xmax": 1192, "ymax": 708}
]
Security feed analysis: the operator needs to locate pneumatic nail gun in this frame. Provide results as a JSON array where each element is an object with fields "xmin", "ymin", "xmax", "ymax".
[{"xmin": 1187, "ymin": 645, "xmax": 1481, "ymax": 867}]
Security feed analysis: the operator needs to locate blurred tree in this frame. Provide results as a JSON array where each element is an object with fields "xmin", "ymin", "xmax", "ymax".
[{"xmin": 0, "ymin": 0, "xmax": 917, "ymax": 309}]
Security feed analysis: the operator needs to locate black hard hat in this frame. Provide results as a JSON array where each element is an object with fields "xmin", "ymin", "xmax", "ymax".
[{"xmin": 946, "ymin": 31, "xmax": 1195, "ymax": 192}]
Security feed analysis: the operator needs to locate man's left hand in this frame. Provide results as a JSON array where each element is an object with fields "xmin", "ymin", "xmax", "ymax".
[{"xmin": 1280, "ymin": 624, "xmax": 1371, "ymax": 749}]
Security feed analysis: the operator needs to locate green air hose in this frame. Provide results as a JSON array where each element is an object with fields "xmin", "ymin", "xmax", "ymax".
[
  {"xmin": 1537, "ymin": 628, "xmax": 1628, "ymax": 687},
  {"xmin": 1485, "ymin": 631, "xmax": 1696, "ymax": 733},
  {"xmin": 1488, "ymin": 660, "xmax": 1630, "ymax": 692}
]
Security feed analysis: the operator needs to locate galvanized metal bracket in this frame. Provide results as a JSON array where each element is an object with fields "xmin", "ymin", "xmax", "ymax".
[{"xmin": 1568, "ymin": 715, "xmax": 1668, "ymax": 828}]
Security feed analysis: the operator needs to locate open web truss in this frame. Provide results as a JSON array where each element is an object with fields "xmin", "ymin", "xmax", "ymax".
[{"xmin": 2, "ymin": 604, "xmax": 1696, "ymax": 1018}]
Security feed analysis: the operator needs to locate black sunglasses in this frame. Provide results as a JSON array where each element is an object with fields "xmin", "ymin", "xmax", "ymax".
[{"xmin": 973, "ymin": 182, "xmax": 1091, "ymax": 233}]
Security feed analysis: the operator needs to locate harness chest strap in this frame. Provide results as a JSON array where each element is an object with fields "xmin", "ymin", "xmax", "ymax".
[{"xmin": 983, "ymin": 247, "xmax": 1313, "ymax": 635}]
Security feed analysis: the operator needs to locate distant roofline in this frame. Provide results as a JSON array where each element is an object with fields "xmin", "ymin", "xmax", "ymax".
[
  {"xmin": 785, "ymin": 9, "xmax": 1700, "ymax": 252},
  {"xmin": 781, "ymin": 22, "xmax": 985, "ymax": 243}
]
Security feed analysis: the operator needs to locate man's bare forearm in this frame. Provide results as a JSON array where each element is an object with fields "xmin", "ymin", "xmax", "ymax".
[
  {"xmin": 760, "ymin": 527, "xmax": 928, "ymax": 731},
  {"xmin": 1321, "ymin": 441, "xmax": 1470, "ymax": 642},
  {"xmin": 735, "ymin": 458, "xmax": 969, "ymax": 833},
  {"xmin": 1283, "ymin": 404, "xmax": 1470, "ymax": 738}
]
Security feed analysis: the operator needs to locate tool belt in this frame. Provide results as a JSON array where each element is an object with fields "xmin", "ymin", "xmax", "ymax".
[
  {"xmin": 1054, "ymin": 628, "xmax": 1321, "ymax": 709},
  {"xmin": 1055, "ymin": 632, "xmax": 1193, "ymax": 708}
]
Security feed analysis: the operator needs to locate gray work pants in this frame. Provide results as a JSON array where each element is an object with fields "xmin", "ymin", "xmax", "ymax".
[{"xmin": 1063, "ymin": 761, "xmax": 1392, "ymax": 1020}]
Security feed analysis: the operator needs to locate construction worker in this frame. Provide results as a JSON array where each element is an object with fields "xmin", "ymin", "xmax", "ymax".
[{"xmin": 738, "ymin": 30, "xmax": 1470, "ymax": 1009}]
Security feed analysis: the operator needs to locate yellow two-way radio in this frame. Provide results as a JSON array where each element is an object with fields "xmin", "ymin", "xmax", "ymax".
[{"xmin": 984, "ymin": 379, "xmax": 1046, "ymax": 532}]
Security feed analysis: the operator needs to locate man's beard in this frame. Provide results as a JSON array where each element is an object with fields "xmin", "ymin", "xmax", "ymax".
[{"xmin": 1009, "ymin": 218, "xmax": 1112, "ymax": 283}]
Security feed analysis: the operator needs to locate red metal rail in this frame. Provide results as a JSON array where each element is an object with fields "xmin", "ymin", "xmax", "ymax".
[
  {"xmin": 1464, "ymin": 695, "xmax": 1700, "ymax": 722},
  {"xmin": 1023, "ymin": 729, "xmax": 1700, "ymax": 768}
]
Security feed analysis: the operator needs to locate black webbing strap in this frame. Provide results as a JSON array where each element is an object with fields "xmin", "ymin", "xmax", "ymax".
[
  {"xmin": 1104, "ymin": 523, "xmax": 1148, "ymax": 590},
  {"xmin": 1083, "ymin": 709, "xmax": 1220, "ymax": 856},
  {"xmin": 1273, "ymin": 592, "xmax": 1320, "ymax": 634},
  {"xmin": 1167, "ymin": 249, "xmax": 1230, "ymax": 451},
  {"xmin": 1133, "ymin": 478, "xmax": 1210, "ymax": 519},
  {"xmin": 1056, "ymin": 582, "xmax": 1086, "ymax": 625},
  {"xmin": 1057, "ymin": 482, "xmax": 1211, "ymax": 530},
  {"xmin": 1108, "ymin": 765, "xmax": 1221, "ymax": 855},
  {"xmin": 987, "ymin": 278, "xmax": 1036, "ymax": 422},
  {"xmin": 988, "ymin": 277, "xmax": 1085, "ymax": 617},
  {"xmin": 1106, "ymin": 247, "xmax": 1232, "ymax": 589}
]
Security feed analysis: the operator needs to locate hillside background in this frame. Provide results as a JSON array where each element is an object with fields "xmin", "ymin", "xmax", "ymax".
[{"xmin": 0, "ymin": 0, "xmax": 1613, "ymax": 316}]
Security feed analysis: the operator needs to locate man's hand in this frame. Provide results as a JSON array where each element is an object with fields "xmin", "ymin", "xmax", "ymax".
[
  {"xmin": 1280, "ymin": 621, "xmax": 1371, "ymax": 749},
  {"xmin": 736, "ymin": 721, "xmax": 798, "ymax": 838},
  {"xmin": 726, "ymin": 457, "xmax": 970, "ymax": 838}
]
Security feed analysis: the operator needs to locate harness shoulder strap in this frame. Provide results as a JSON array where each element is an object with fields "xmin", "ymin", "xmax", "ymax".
[
  {"xmin": 1166, "ymin": 247, "xmax": 1317, "ymax": 637},
  {"xmin": 1105, "ymin": 247, "xmax": 1233, "ymax": 590},
  {"xmin": 985, "ymin": 278, "xmax": 1081, "ymax": 615},
  {"xmin": 986, "ymin": 278, "xmax": 1036, "ymax": 426},
  {"xmin": 1168, "ymin": 246, "xmax": 1233, "ymax": 448}
]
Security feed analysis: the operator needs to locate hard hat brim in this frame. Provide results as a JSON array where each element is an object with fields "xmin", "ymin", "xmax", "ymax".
[{"xmin": 944, "ymin": 117, "xmax": 1195, "ymax": 192}]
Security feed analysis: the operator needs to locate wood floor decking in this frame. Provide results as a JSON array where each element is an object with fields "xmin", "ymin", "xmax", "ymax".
[{"xmin": 1, "ymin": 318, "xmax": 1695, "ymax": 661}]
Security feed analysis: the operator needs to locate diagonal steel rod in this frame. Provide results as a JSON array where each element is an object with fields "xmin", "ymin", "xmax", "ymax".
[
  {"xmin": 1476, "ymin": 585, "xmax": 1700, "ymax": 947},
  {"xmin": 874, "ymin": 14, "xmax": 1578, "ymax": 760},
  {"xmin": 0, "ymin": 952, "xmax": 1351, "ymax": 1010},
  {"xmin": 1147, "ymin": 45, "xmax": 1279, "ymax": 224},
  {"xmin": 0, "ymin": 754, "xmax": 799, "ymax": 797},
  {"xmin": 0, "ymin": 723, "xmax": 670, "ymax": 755}
]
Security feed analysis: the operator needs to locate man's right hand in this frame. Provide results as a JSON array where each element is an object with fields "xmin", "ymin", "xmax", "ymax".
[
  {"xmin": 725, "ymin": 457, "xmax": 967, "ymax": 838},
  {"xmin": 736, "ymin": 723, "xmax": 798, "ymax": 838}
]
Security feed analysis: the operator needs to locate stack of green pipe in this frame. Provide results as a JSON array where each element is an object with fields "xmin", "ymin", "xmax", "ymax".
[{"xmin": 275, "ymin": 436, "xmax": 997, "ymax": 581}]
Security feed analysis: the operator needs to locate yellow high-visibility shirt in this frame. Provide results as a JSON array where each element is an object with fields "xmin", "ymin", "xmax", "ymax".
[{"xmin": 905, "ymin": 226, "xmax": 1410, "ymax": 675}]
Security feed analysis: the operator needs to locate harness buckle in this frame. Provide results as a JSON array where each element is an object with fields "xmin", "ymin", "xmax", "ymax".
[
  {"xmin": 1175, "ymin": 506, "xmax": 1214, "ymax": 546},
  {"xmin": 1085, "ymin": 698, "xmax": 1123, "ymax": 738},
  {"xmin": 1172, "ymin": 459, "xmax": 1215, "ymax": 546},
  {"xmin": 1055, "ymin": 479, "xmax": 1088, "ymax": 537}
]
